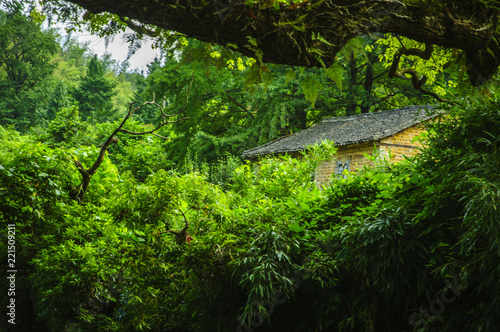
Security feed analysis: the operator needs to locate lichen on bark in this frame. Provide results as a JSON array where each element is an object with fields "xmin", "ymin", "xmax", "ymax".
[{"xmin": 52, "ymin": 0, "xmax": 500, "ymax": 85}]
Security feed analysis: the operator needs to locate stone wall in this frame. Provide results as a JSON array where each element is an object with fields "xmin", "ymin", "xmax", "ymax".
[{"xmin": 315, "ymin": 123, "xmax": 427, "ymax": 186}]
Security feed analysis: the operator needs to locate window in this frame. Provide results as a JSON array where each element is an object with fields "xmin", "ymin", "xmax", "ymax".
[{"xmin": 335, "ymin": 159, "xmax": 350, "ymax": 179}]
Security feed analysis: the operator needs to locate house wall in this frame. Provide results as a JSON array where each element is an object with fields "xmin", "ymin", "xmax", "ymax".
[
  {"xmin": 315, "ymin": 123, "xmax": 427, "ymax": 186},
  {"xmin": 378, "ymin": 122, "xmax": 427, "ymax": 163}
]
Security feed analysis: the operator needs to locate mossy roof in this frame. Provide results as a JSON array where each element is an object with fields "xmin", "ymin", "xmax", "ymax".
[{"xmin": 242, "ymin": 105, "xmax": 438, "ymax": 159}]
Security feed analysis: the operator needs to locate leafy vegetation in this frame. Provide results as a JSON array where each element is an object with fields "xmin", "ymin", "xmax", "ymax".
[
  {"xmin": 2, "ymin": 97, "xmax": 500, "ymax": 331},
  {"xmin": 2, "ymin": 3, "xmax": 500, "ymax": 332}
]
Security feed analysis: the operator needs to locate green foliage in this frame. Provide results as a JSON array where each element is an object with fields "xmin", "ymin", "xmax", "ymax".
[
  {"xmin": 0, "ymin": 127, "xmax": 79, "ymax": 330},
  {"xmin": 0, "ymin": 7, "xmax": 140, "ymax": 134},
  {"xmin": 0, "ymin": 7, "xmax": 58, "ymax": 131},
  {"xmin": 45, "ymin": 103, "xmax": 88, "ymax": 146},
  {"xmin": 300, "ymin": 77, "xmax": 323, "ymax": 107},
  {"xmin": 4, "ymin": 5, "xmax": 500, "ymax": 330},
  {"xmin": 141, "ymin": 38, "xmax": 431, "ymax": 168},
  {"xmin": 51, "ymin": 35, "xmax": 91, "ymax": 91},
  {"xmin": 88, "ymin": 119, "xmax": 172, "ymax": 181},
  {"xmin": 72, "ymin": 54, "xmax": 118, "ymax": 123},
  {"xmin": 3, "ymin": 98, "xmax": 500, "ymax": 331},
  {"xmin": 376, "ymin": 35, "xmax": 460, "ymax": 98}
]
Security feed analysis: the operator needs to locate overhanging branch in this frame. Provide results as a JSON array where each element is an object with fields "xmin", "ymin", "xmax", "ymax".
[
  {"xmin": 120, "ymin": 17, "xmax": 160, "ymax": 37},
  {"xmin": 53, "ymin": 0, "xmax": 500, "ymax": 86}
]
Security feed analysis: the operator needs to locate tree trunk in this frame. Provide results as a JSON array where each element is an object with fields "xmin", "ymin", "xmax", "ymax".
[
  {"xmin": 361, "ymin": 52, "xmax": 375, "ymax": 114},
  {"xmin": 346, "ymin": 53, "xmax": 358, "ymax": 116}
]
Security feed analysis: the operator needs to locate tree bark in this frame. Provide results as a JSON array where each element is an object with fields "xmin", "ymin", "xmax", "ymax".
[
  {"xmin": 346, "ymin": 52, "xmax": 358, "ymax": 116},
  {"xmin": 60, "ymin": 0, "xmax": 500, "ymax": 85},
  {"xmin": 361, "ymin": 52, "xmax": 375, "ymax": 113}
]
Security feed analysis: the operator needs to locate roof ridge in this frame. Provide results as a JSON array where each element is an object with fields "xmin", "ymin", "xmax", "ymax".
[
  {"xmin": 242, "ymin": 105, "xmax": 440, "ymax": 159},
  {"xmin": 321, "ymin": 105, "xmax": 433, "ymax": 122}
]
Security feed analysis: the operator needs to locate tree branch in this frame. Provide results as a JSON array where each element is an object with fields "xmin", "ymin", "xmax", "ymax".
[
  {"xmin": 118, "ymin": 116, "xmax": 189, "ymax": 139},
  {"xmin": 57, "ymin": 0, "xmax": 500, "ymax": 86},
  {"xmin": 71, "ymin": 100, "xmax": 189, "ymax": 202},
  {"xmin": 119, "ymin": 16, "xmax": 160, "ymax": 37},
  {"xmin": 224, "ymin": 92, "xmax": 254, "ymax": 118},
  {"xmin": 386, "ymin": 42, "xmax": 451, "ymax": 103},
  {"xmin": 372, "ymin": 69, "xmax": 389, "ymax": 82},
  {"xmin": 167, "ymin": 207, "xmax": 192, "ymax": 245}
]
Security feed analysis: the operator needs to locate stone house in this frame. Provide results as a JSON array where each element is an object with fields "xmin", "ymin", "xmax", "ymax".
[{"xmin": 242, "ymin": 105, "xmax": 440, "ymax": 186}]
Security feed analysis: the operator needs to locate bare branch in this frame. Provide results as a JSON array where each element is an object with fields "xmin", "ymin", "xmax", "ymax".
[
  {"xmin": 71, "ymin": 136, "xmax": 119, "ymax": 202},
  {"xmin": 225, "ymin": 92, "xmax": 254, "ymax": 118},
  {"xmin": 166, "ymin": 207, "xmax": 192, "ymax": 245},
  {"xmin": 70, "ymin": 99, "xmax": 190, "ymax": 202},
  {"xmin": 118, "ymin": 116, "xmax": 190, "ymax": 138}
]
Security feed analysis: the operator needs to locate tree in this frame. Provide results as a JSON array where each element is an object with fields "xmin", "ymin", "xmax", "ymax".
[
  {"xmin": 45, "ymin": 81, "xmax": 72, "ymax": 120},
  {"xmin": 51, "ymin": 34, "xmax": 91, "ymax": 91},
  {"xmin": 44, "ymin": 0, "xmax": 500, "ymax": 90},
  {"xmin": 138, "ymin": 43, "xmax": 316, "ymax": 166},
  {"xmin": 5, "ymin": 98, "xmax": 500, "ymax": 331},
  {"xmin": 73, "ymin": 54, "xmax": 117, "ymax": 123},
  {"xmin": 71, "ymin": 99, "xmax": 189, "ymax": 201},
  {"xmin": 136, "ymin": 37, "xmax": 439, "ymax": 167},
  {"xmin": 0, "ymin": 6, "xmax": 58, "ymax": 131}
]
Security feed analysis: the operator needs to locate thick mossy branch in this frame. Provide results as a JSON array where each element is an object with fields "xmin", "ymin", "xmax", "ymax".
[{"xmin": 60, "ymin": 0, "xmax": 500, "ymax": 85}]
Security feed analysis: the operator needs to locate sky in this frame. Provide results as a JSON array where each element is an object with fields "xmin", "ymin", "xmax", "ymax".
[
  {"xmin": 70, "ymin": 28, "xmax": 161, "ymax": 72},
  {"xmin": 0, "ymin": 1, "xmax": 161, "ymax": 72}
]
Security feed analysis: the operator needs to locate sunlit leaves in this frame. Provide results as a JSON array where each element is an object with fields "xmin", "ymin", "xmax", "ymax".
[
  {"xmin": 326, "ymin": 62, "xmax": 343, "ymax": 90},
  {"xmin": 300, "ymin": 76, "xmax": 322, "ymax": 106},
  {"xmin": 376, "ymin": 35, "xmax": 458, "ymax": 96}
]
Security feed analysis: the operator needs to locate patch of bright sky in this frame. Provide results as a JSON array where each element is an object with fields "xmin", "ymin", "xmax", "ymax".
[
  {"xmin": 12, "ymin": 0, "xmax": 161, "ymax": 73},
  {"xmin": 71, "ymin": 28, "xmax": 161, "ymax": 72}
]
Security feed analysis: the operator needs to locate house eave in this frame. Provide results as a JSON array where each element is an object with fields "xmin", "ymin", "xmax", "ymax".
[{"xmin": 241, "ymin": 105, "xmax": 440, "ymax": 159}]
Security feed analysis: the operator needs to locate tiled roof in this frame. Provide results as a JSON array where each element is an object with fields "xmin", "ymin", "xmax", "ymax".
[{"xmin": 242, "ymin": 105, "xmax": 438, "ymax": 159}]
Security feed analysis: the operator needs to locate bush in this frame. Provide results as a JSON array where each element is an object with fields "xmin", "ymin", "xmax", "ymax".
[{"xmin": 3, "ymin": 98, "xmax": 500, "ymax": 331}]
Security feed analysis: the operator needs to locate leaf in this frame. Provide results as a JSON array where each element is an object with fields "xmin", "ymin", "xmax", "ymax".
[
  {"xmin": 312, "ymin": 32, "xmax": 334, "ymax": 46},
  {"xmin": 246, "ymin": 36, "xmax": 258, "ymax": 48},
  {"xmin": 289, "ymin": 223, "xmax": 305, "ymax": 232},
  {"xmin": 300, "ymin": 77, "xmax": 322, "ymax": 107},
  {"xmin": 340, "ymin": 36, "xmax": 366, "ymax": 60},
  {"xmin": 285, "ymin": 69, "xmax": 296, "ymax": 84},
  {"xmin": 226, "ymin": 42, "xmax": 239, "ymax": 50},
  {"xmin": 326, "ymin": 62, "xmax": 344, "ymax": 90}
]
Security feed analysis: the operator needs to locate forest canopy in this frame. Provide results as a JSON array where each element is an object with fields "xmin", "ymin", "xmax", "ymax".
[{"xmin": 2, "ymin": 1, "xmax": 500, "ymax": 332}]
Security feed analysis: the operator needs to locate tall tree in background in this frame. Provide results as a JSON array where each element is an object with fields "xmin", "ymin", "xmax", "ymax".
[
  {"xmin": 325, "ymin": 35, "xmax": 441, "ymax": 116},
  {"xmin": 73, "ymin": 54, "xmax": 117, "ymax": 123},
  {"xmin": 0, "ymin": 6, "xmax": 58, "ymax": 131}
]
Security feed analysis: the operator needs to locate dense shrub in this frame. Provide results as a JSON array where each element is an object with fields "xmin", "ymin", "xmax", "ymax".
[{"xmin": 2, "ymin": 98, "xmax": 500, "ymax": 331}]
